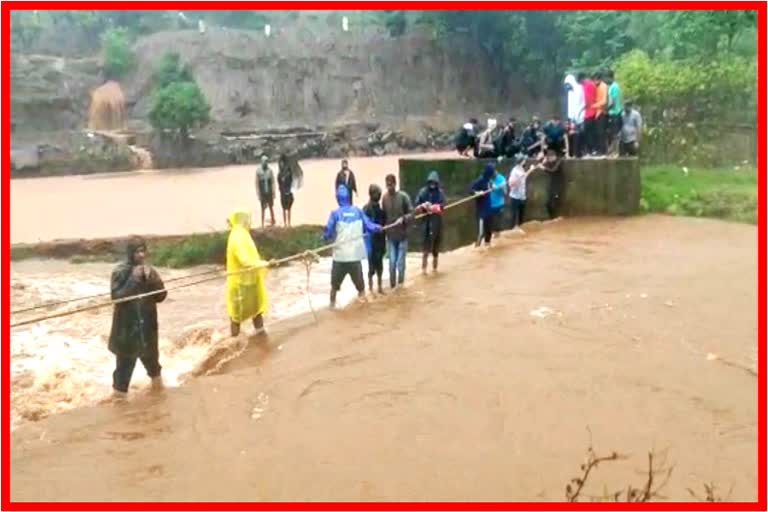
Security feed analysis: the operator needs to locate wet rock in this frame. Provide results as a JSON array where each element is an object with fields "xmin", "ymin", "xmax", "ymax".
[
  {"xmin": 384, "ymin": 142, "xmax": 400, "ymax": 154},
  {"xmin": 373, "ymin": 146, "xmax": 386, "ymax": 156}
]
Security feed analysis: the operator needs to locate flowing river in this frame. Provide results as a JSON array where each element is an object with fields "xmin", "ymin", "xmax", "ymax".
[{"xmin": 9, "ymin": 215, "xmax": 758, "ymax": 502}]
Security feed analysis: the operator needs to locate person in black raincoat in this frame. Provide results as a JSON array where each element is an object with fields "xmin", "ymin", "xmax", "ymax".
[
  {"xmin": 108, "ymin": 237, "xmax": 167, "ymax": 398},
  {"xmin": 414, "ymin": 170, "xmax": 447, "ymax": 273}
]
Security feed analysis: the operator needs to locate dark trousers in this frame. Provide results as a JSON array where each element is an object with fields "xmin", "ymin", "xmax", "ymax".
[
  {"xmin": 620, "ymin": 140, "xmax": 638, "ymax": 156},
  {"xmin": 546, "ymin": 173, "xmax": 562, "ymax": 219},
  {"xmin": 594, "ymin": 115, "xmax": 608, "ymax": 154},
  {"xmin": 583, "ymin": 118, "xmax": 596, "ymax": 154},
  {"xmin": 113, "ymin": 346, "xmax": 161, "ymax": 393},
  {"xmin": 477, "ymin": 212, "xmax": 496, "ymax": 245},
  {"xmin": 331, "ymin": 261, "xmax": 365, "ymax": 292},
  {"xmin": 510, "ymin": 198, "xmax": 526, "ymax": 228}
]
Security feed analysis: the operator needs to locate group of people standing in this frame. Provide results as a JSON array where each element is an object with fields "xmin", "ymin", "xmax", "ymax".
[
  {"xmin": 564, "ymin": 69, "xmax": 642, "ymax": 158},
  {"xmin": 456, "ymin": 69, "xmax": 643, "ymax": 161},
  {"xmin": 107, "ymin": 161, "xmax": 450, "ymax": 398},
  {"xmin": 471, "ymin": 150, "xmax": 563, "ymax": 247},
  {"xmin": 255, "ymin": 153, "xmax": 303, "ymax": 228},
  {"xmin": 323, "ymin": 167, "xmax": 446, "ymax": 307}
]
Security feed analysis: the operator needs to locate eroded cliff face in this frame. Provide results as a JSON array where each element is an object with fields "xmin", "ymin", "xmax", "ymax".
[
  {"xmin": 13, "ymin": 26, "xmax": 550, "ymax": 135},
  {"xmin": 125, "ymin": 27, "xmax": 546, "ymax": 128},
  {"xmin": 10, "ymin": 25, "xmax": 554, "ymax": 172},
  {"xmin": 10, "ymin": 54, "xmax": 101, "ymax": 135}
]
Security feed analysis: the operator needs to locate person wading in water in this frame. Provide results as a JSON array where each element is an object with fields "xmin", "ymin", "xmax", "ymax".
[
  {"xmin": 414, "ymin": 171, "xmax": 446, "ymax": 273},
  {"xmin": 108, "ymin": 237, "xmax": 167, "ymax": 400},
  {"xmin": 256, "ymin": 155, "xmax": 276, "ymax": 228},
  {"xmin": 225, "ymin": 209, "xmax": 269, "ymax": 337}
]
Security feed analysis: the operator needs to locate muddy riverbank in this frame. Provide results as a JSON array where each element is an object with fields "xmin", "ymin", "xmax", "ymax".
[{"xmin": 10, "ymin": 215, "xmax": 758, "ymax": 502}]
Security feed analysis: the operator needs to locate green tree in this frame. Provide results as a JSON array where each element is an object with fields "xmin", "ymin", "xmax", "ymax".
[
  {"xmin": 149, "ymin": 81, "xmax": 211, "ymax": 139},
  {"xmin": 660, "ymin": 10, "xmax": 757, "ymax": 57},
  {"xmin": 101, "ymin": 27, "xmax": 134, "ymax": 79},
  {"xmin": 154, "ymin": 52, "xmax": 192, "ymax": 89},
  {"xmin": 384, "ymin": 10, "xmax": 407, "ymax": 37}
]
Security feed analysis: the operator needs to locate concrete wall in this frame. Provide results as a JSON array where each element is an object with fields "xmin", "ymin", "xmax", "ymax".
[{"xmin": 398, "ymin": 157, "xmax": 641, "ymax": 249}]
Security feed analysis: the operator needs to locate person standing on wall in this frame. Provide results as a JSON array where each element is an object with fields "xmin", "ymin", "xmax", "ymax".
[
  {"xmin": 382, "ymin": 173, "xmax": 413, "ymax": 288},
  {"xmin": 606, "ymin": 69, "xmax": 623, "ymax": 156},
  {"xmin": 580, "ymin": 72, "xmax": 597, "ymax": 156},
  {"xmin": 256, "ymin": 155, "xmax": 276, "ymax": 228},
  {"xmin": 591, "ymin": 70, "xmax": 609, "ymax": 157},
  {"xmin": 335, "ymin": 159, "xmax": 358, "ymax": 203},
  {"xmin": 620, "ymin": 100, "xmax": 643, "ymax": 157},
  {"xmin": 108, "ymin": 237, "xmax": 167, "ymax": 400},
  {"xmin": 564, "ymin": 73, "xmax": 584, "ymax": 157}
]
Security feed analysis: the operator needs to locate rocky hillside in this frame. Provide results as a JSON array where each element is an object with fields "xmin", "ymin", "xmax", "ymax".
[
  {"xmin": 124, "ymin": 27, "xmax": 550, "ymax": 130},
  {"xmin": 10, "ymin": 24, "xmax": 555, "ymax": 173}
]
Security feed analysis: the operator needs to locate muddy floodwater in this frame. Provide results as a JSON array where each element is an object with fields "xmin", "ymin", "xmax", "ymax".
[
  {"xmin": 10, "ymin": 151, "xmax": 457, "ymax": 243},
  {"xmin": 10, "ymin": 215, "xmax": 757, "ymax": 502}
]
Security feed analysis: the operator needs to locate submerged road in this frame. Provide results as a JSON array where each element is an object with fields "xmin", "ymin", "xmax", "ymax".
[
  {"xmin": 10, "ymin": 151, "xmax": 457, "ymax": 244},
  {"xmin": 10, "ymin": 216, "xmax": 758, "ymax": 502}
]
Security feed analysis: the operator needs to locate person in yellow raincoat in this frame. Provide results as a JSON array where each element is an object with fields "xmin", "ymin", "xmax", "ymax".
[{"xmin": 226, "ymin": 209, "xmax": 269, "ymax": 336}]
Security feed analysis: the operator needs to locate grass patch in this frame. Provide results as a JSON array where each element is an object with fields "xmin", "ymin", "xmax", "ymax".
[
  {"xmin": 641, "ymin": 165, "xmax": 757, "ymax": 224},
  {"xmin": 149, "ymin": 225, "xmax": 324, "ymax": 268}
]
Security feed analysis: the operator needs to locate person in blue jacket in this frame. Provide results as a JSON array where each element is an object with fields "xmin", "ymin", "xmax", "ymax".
[
  {"xmin": 471, "ymin": 163, "xmax": 497, "ymax": 247},
  {"xmin": 489, "ymin": 163, "xmax": 508, "ymax": 239},
  {"xmin": 323, "ymin": 184, "xmax": 382, "ymax": 308}
]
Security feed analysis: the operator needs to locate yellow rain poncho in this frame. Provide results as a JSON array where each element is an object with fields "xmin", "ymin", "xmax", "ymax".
[{"xmin": 226, "ymin": 209, "xmax": 269, "ymax": 323}]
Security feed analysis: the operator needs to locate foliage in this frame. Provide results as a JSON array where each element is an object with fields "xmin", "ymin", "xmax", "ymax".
[
  {"xmin": 149, "ymin": 81, "xmax": 211, "ymax": 136},
  {"xmin": 149, "ymin": 51, "xmax": 210, "ymax": 138},
  {"xmin": 615, "ymin": 49, "xmax": 756, "ymax": 122},
  {"xmin": 101, "ymin": 27, "xmax": 134, "ymax": 79},
  {"xmin": 154, "ymin": 52, "xmax": 193, "ymax": 89},
  {"xmin": 149, "ymin": 226, "xmax": 322, "ymax": 268},
  {"xmin": 384, "ymin": 10, "xmax": 407, "ymax": 37},
  {"xmin": 640, "ymin": 165, "xmax": 757, "ymax": 224}
]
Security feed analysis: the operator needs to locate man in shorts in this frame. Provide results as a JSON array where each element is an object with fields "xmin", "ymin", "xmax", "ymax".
[{"xmin": 322, "ymin": 184, "xmax": 382, "ymax": 308}]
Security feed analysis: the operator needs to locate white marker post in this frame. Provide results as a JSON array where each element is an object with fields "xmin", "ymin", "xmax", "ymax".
[
  {"xmin": 342, "ymin": 16, "xmax": 349, "ymax": 32},
  {"xmin": 265, "ymin": 24, "xmax": 271, "ymax": 37}
]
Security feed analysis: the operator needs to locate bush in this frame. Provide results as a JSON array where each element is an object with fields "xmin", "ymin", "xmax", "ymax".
[
  {"xmin": 149, "ymin": 81, "xmax": 211, "ymax": 137},
  {"xmin": 101, "ymin": 27, "xmax": 134, "ymax": 79},
  {"xmin": 154, "ymin": 52, "xmax": 192, "ymax": 89}
]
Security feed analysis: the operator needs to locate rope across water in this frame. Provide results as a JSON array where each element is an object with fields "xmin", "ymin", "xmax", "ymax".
[{"xmin": 10, "ymin": 187, "xmax": 496, "ymax": 329}]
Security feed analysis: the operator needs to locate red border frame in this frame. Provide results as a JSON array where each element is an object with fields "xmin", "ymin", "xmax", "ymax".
[{"xmin": 2, "ymin": 2, "xmax": 765, "ymax": 510}]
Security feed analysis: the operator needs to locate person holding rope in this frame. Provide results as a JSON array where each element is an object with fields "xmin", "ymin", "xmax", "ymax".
[
  {"xmin": 471, "ymin": 163, "xmax": 497, "ymax": 247},
  {"xmin": 414, "ymin": 170, "xmax": 446, "ymax": 274},
  {"xmin": 226, "ymin": 209, "xmax": 269, "ymax": 337},
  {"xmin": 108, "ymin": 237, "xmax": 167, "ymax": 400},
  {"xmin": 363, "ymin": 184, "xmax": 386, "ymax": 294},
  {"xmin": 323, "ymin": 184, "xmax": 383, "ymax": 308},
  {"xmin": 382, "ymin": 174, "xmax": 413, "ymax": 289}
]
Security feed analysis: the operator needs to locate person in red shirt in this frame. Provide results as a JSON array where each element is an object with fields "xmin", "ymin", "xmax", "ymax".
[
  {"xmin": 579, "ymin": 72, "xmax": 596, "ymax": 157},
  {"xmin": 591, "ymin": 70, "xmax": 609, "ymax": 156}
]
